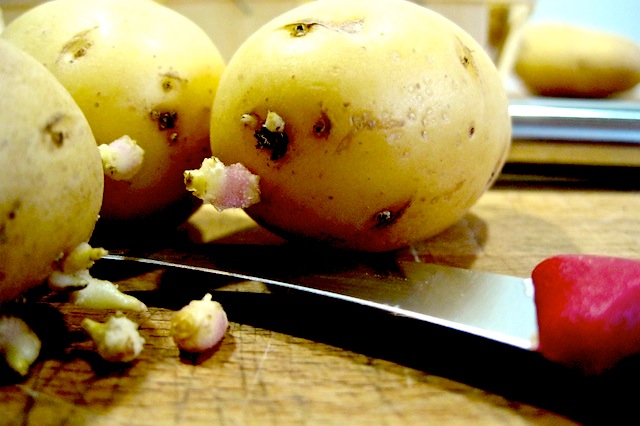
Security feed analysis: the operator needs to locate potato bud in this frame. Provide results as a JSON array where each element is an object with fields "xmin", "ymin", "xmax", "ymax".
[
  {"xmin": 171, "ymin": 294, "xmax": 228, "ymax": 353},
  {"xmin": 0, "ymin": 316, "xmax": 41, "ymax": 376},
  {"xmin": 82, "ymin": 312, "xmax": 145, "ymax": 362}
]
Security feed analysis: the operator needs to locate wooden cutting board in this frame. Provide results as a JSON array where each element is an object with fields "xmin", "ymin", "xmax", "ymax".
[{"xmin": 2, "ymin": 182, "xmax": 640, "ymax": 425}]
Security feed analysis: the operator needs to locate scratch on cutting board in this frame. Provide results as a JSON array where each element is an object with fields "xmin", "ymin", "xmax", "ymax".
[
  {"xmin": 408, "ymin": 245, "xmax": 422, "ymax": 263},
  {"xmin": 249, "ymin": 334, "xmax": 273, "ymax": 388}
]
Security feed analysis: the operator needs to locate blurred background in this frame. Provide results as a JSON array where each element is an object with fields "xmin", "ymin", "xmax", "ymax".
[
  {"xmin": 1, "ymin": 0, "xmax": 638, "ymax": 64},
  {"xmin": 2, "ymin": 0, "xmax": 639, "ymax": 170},
  {"xmin": 531, "ymin": 0, "xmax": 638, "ymax": 42}
]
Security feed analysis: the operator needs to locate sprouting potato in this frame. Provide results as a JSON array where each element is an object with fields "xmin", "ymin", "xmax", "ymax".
[
  {"xmin": 0, "ymin": 39, "xmax": 103, "ymax": 303},
  {"xmin": 515, "ymin": 23, "xmax": 640, "ymax": 98},
  {"xmin": 171, "ymin": 293, "xmax": 228, "ymax": 353},
  {"xmin": 0, "ymin": 316, "xmax": 41, "ymax": 376},
  {"xmin": 206, "ymin": 0, "xmax": 511, "ymax": 251},
  {"xmin": 1, "ymin": 0, "xmax": 225, "ymax": 222},
  {"xmin": 82, "ymin": 312, "xmax": 145, "ymax": 363}
]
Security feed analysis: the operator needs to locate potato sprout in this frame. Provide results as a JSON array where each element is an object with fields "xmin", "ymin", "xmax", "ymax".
[
  {"xmin": 68, "ymin": 272, "xmax": 147, "ymax": 312},
  {"xmin": 59, "ymin": 242, "xmax": 107, "ymax": 273},
  {"xmin": 184, "ymin": 157, "xmax": 260, "ymax": 210},
  {"xmin": 48, "ymin": 242, "xmax": 146, "ymax": 312},
  {"xmin": 263, "ymin": 110, "xmax": 285, "ymax": 133},
  {"xmin": 82, "ymin": 312, "xmax": 145, "ymax": 362},
  {"xmin": 98, "ymin": 135, "xmax": 145, "ymax": 181},
  {"xmin": 0, "ymin": 316, "xmax": 41, "ymax": 376},
  {"xmin": 171, "ymin": 293, "xmax": 228, "ymax": 353}
]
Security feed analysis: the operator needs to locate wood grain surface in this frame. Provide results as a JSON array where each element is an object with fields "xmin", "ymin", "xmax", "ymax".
[{"xmin": 2, "ymin": 178, "xmax": 640, "ymax": 425}]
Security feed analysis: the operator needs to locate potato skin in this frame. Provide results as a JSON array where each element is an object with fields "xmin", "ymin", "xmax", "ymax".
[
  {"xmin": 515, "ymin": 23, "xmax": 640, "ymax": 98},
  {"xmin": 210, "ymin": 0, "xmax": 511, "ymax": 251},
  {"xmin": 2, "ymin": 0, "xmax": 225, "ymax": 221},
  {"xmin": 0, "ymin": 40, "xmax": 103, "ymax": 302}
]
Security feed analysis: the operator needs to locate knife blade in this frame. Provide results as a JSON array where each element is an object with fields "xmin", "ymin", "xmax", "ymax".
[
  {"xmin": 100, "ymin": 249, "xmax": 538, "ymax": 352},
  {"xmin": 509, "ymin": 97, "xmax": 640, "ymax": 167}
]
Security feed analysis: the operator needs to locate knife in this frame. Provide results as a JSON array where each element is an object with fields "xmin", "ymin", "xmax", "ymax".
[
  {"xmin": 509, "ymin": 97, "xmax": 640, "ymax": 167},
  {"xmin": 102, "ymin": 250, "xmax": 538, "ymax": 350},
  {"xmin": 98, "ymin": 246, "xmax": 640, "ymax": 375}
]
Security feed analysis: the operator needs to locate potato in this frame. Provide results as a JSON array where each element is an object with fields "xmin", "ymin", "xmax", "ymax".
[
  {"xmin": 208, "ymin": 0, "xmax": 511, "ymax": 252},
  {"xmin": 1, "ymin": 0, "xmax": 225, "ymax": 222},
  {"xmin": 0, "ymin": 39, "xmax": 103, "ymax": 302},
  {"xmin": 515, "ymin": 23, "xmax": 640, "ymax": 98}
]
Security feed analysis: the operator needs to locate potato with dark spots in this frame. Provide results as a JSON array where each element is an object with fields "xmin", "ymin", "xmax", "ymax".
[
  {"xmin": 0, "ymin": 39, "xmax": 103, "ymax": 303},
  {"xmin": 2, "ymin": 0, "xmax": 225, "ymax": 222},
  {"xmin": 206, "ymin": 0, "xmax": 510, "ymax": 251}
]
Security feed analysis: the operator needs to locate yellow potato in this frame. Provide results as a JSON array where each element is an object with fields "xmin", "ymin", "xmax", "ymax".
[
  {"xmin": 0, "ymin": 39, "xmax": 103, "ymax": 302},
  {"xmin": 2, "ymin": 0, "xmax": 225, "ymax": 222},
  {"xmin": 209, "ymin": 0, "xmax": 511, "ymax": 251},
  {"xmin": 515, "ymin": 23, "xmax": 640, "ymax": 98}
]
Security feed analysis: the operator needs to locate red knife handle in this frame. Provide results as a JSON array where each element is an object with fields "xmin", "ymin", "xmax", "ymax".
[{"xmin": 532, "ymin": 254, "xmax": 640, "ymax": 375}]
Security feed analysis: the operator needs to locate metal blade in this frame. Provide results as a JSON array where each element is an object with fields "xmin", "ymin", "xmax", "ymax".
[
  {"xmin": 101, "ymin": 249, "xmax": 538, "ymax": 351},
  {"xmin": 509, "ymin": 98, "xmax": 640, "ymax": 167},
  {"xmin": 511, "ymin": 97, "xmax": 640, "ymax": 145}
]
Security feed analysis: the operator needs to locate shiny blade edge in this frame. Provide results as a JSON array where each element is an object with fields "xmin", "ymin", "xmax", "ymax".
[{"xmin": 101, "ymin": 254, "xmax": 539, "ymax": 351}]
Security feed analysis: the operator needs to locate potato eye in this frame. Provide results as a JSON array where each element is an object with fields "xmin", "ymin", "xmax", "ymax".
[
  {"xmin": 254, "ymin": 127, "xmax": 289, "ymax": 161},
  {"xmin": 43, "ymin": 113, "xmax": 66, "ymax": 147},
  {"xmin": 313, "ymin": 113, "xmax": 331, "ymax": 138},
  {"xmin": 287, "ymin": 22, "xmax": 315, "ymax": 37},
  {"xmin": 159, "ymin": 112, "xmax": 177, "ymax": 130},
  {"xmin": 455, "ymin": 36, "xmax": 479, "ymax": 78},
  {"xmin": 375, "ymin": 210, "xmax": 394, "ymax": 227},
  {"xmin": 161, "ymin": 78, "xmax": 175, "ymax": 92},
  {"xmin": 150, "ymin": 110, "xmax": 178, "ymax": 130},
  {"xmin": 373, "ymin": 199, "xmax": 412, "ymax": 229},
  {"xmin": 59, "ymin": 26, "xmax": 97, "ymax": 64}
]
